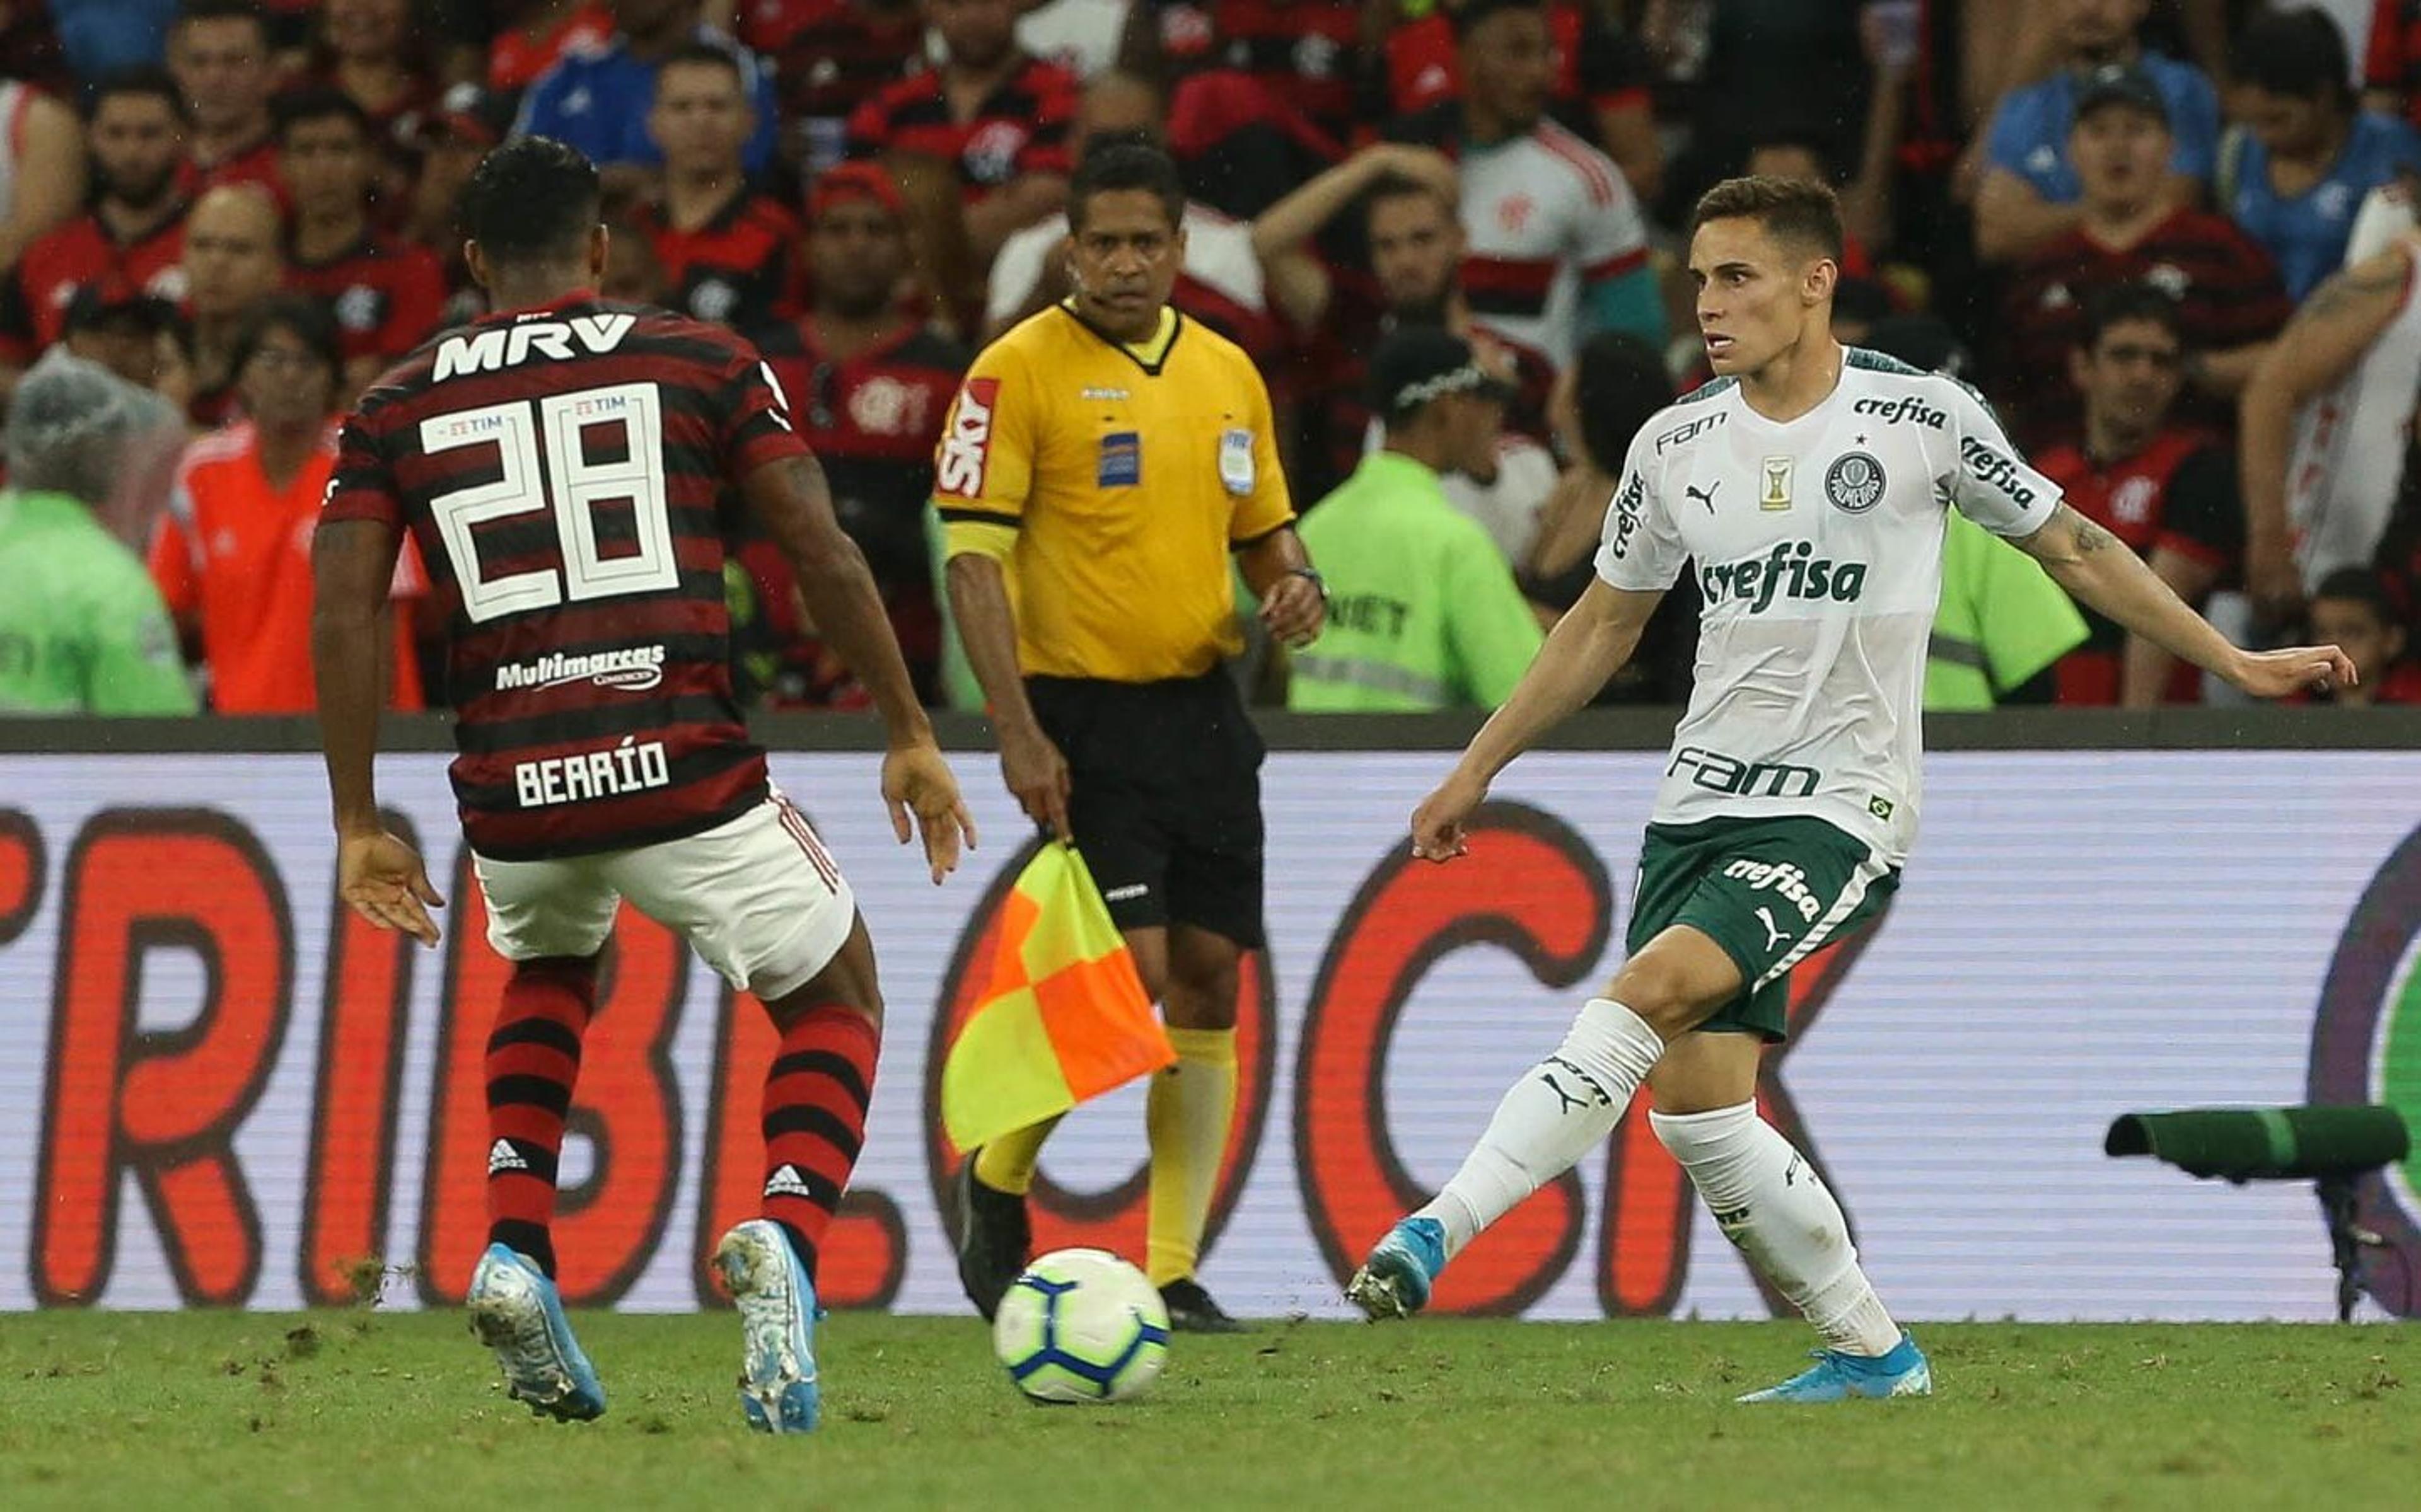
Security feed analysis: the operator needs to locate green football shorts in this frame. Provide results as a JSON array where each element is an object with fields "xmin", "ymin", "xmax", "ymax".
[{"xmin": 1626, "ymin": 814, "xmax": 1900, "ymax": 1042}]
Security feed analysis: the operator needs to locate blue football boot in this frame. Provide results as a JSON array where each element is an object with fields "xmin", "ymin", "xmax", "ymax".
[
  {"xmin": 1737, "ymin": 1332, "xmax": 1932, "ymax": 1403},
  {"xmin": 465, "ymin": 1243, "xmax": 607, "ymax": 1422},
  {"xmin": 1345, "ymin": 1217, "xmax": 1448, "ymax": 1321}
]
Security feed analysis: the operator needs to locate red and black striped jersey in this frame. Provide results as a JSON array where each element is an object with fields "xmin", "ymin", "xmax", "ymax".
[
  {"xmin": 2036, "ymin": 431, "xmax": 2236, "ymax": 705},
  {"xmin": 0, "ymin": 204, "xmax": 187, "ymax": 361},
  {"xmin": 323, "ymin": 296, "xmax": 810, "ymax": 860},
  {"xmin": 1382, "ymin": 1, "xmax": 1652, "ymax": 132},
  {"xmin": 844, "ymin": 56, "xmax": 1078, "ymax": 199},
  {"xmin": 1998, "ymin": 209, "xmax": 2292, "ymax": 448},
  {"xmin": 734, "ymin": 0, "xmax": 922, "ymax": 167},
  {"xmin": 1152, "ymin": 0, "xmax": 1366, "ymax": 149},
  {"xmin": 628, "ymin": 190, "xmax": 807, "ymax": 331},
  {"xmin": 287, "ymin": 232, "xmax": 449, "ymax": 366}
]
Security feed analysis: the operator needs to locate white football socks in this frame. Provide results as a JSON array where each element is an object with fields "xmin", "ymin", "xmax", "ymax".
[
  {"xmin": 1649, "ymin": 1100, "xmax": 1903, "ymax": 1357},
  {"xmin": 1415, "ymin": 998, "xmax": 1666, "ymax": 1259}
]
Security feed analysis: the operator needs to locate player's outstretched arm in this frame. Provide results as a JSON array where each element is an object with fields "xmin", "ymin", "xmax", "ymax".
[
  {"xmin": 743, "ymin": 455, "xmax": 974, "ymax": 882},
  {"xmin": 1412, "ymin": 579, "xmax": 1659, "ymax": 861},
  {"xmin": 311, "ymin": 516, "xmax": 443, "ymax": 947},
  {"xmin": 2016, "ymin": 503, "xmax": 2357, "ymax": 700}
]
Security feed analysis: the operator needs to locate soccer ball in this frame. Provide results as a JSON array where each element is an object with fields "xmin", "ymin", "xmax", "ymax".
[{"xmin": 991, "ymin": 1247, "xmax": 1171, "ymax": 1404}]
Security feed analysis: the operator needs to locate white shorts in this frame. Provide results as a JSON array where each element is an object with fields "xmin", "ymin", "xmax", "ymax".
[{"xmin": 472, "ymin": 791, "xmax": 856, "ymax": 1001}]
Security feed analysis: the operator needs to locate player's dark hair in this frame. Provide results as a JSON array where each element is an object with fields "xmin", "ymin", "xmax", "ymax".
[
  {"xmin": 2232, "ymin": 6, "xmax": 2355, "ymax": 108},
  {"xmin": 2078, "ymin": 280, "xmax": 2188, "ymax": 352},
  {"xmin": 174, "ymin": 0, "xmax": 270, "ymax": 42},
  {"xmin": 1572, "ymin": 332, "xmax": 1671, "ymax": 475},
  {"xmin": 655, "ymin": 39, "xmax": 748, "ymax": 91},
  {"xmin": 272, "ymin": 84, "xmax": 373, "ymax": 143},
  {"xmin": 1068, "ymin": 140, "xmax": 1185, "ymax": 233},
  {"xmin": 232, "ymin": 292, "xmax": 344, "ymax": 390},
  {"xmin": 460, "ymin": 136, "xmax": 601, "ymax": 265},
  {"xmin": 1690, "ymin": 175, "xmax": 1845, "ymax": 264},
  {"xmin": 1451, "ymin": 0, "xmax": 1547, "ymax": 40},
  {"xmin": 1745, "ymin": 131, "xmax": 1838, "ymax": 185},
  {"xmin": 2310, "ymin": 566, "xmax": 2401, "ymax": 625},
  {"xmin": 86, "ymin": 66, "xmax": 190, "ymax": 125}
]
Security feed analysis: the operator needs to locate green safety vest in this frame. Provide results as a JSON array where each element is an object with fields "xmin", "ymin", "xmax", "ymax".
[
  {"xmin": 0, "ymin": 488, "xmax": 196, "ymax": 716},
  {"xmin": 1289, "ymin": 451, "xmax": 1543, "ymax": 712},
  {"xmin": 1925, "ymin": 511, "xmax": 2088, "ymax": 710}
]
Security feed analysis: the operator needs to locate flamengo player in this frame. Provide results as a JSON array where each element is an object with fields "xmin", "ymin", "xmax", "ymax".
[
  {"xmin": 1347, "ymin": 176, "xmax": 2352, "ymax": 1400},
  {"xmin": 311, "ymin": 138, "xmax": 971, "ymax": 1434}
]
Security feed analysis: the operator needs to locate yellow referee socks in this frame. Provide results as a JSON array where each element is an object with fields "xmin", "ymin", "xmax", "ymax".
[
  {"xmin": 973, "ymin": 1114, "xmax": 1060, "ymax": 1196},
  {"xmin": 1145, "ymin": 1026, "xmax": 1238, "ymax": 1287}
]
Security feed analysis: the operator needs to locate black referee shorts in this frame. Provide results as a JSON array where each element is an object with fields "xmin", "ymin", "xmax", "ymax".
[{"xmin": 1025, "ymin": 669, "xmax": 1266, "ymax": 950}]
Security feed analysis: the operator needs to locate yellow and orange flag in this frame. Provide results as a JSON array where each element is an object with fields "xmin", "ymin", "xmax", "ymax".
[{"xmin": 939, "ymin": 843, "xmax": 1172, "ymax": 1153}]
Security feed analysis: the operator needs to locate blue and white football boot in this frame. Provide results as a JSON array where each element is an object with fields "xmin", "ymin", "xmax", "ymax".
[
  {"xmin": 714, "ymin": 1219, "xmax": 822, "ymax": 1434},
  {"xmin": 466, "ymin": 1242, "xmax": 607, "ymax": 1422},
  {"xmin": 1345, "ymin": 1216, "xmax": 1448, "ymax": 1321},
  {"xmin": 1736, "ymin": 1332, "xmax": 1932, "ymax": 1403}
]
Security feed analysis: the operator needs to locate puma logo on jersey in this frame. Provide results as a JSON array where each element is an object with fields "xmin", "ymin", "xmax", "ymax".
[
  {"xmin": 1754, "ymin": 906, "xmax": 1791, "ymax": 949},
  {"xmin": 1698, "ymin": 541, "xmax": 1868, "ymax": 612},
  {"xmin": 936, "ymin": 378, "xmax": 1000, "ymax": 497},
  {"xmin": 1959, "ymin": 435, "xmax": 2038, "ymax": 507},
  {"xmin": 434, "ymin": 312, "xmax": 636, "ymax": 381},
  {"xmin": 1686, "ymin": 480, "xmax": 1720, "ymax": 513},
  {"xmin": 1726, "ymin": 858, "xmax": 1824, "ymax": 923}
]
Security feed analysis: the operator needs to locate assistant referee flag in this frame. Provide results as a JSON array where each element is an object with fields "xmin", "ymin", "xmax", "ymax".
[{"xmin": 941, "ymin": 843, "xmax": 1173, "ymax": 1152}]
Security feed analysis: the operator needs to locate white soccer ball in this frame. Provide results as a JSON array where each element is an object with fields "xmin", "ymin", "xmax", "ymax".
[{"xmin": 990, "ymin": 1247, "xmax": 1171, "ymax": 1404}]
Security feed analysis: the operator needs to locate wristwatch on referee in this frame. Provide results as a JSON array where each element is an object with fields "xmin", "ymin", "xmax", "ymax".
[{"xmin": 1286, "ymin": 566, "xmax": 1327, "ymax": 603}]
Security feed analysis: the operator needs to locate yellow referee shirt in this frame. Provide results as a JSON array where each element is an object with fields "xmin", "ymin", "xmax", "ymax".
[{"xmin": 936, "ymin": 303, "xmax": 1294, "ymax": 682}]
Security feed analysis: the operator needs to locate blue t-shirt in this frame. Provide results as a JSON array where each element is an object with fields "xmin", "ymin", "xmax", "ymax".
[
  {"xmin": 1985, "ymin": 52, "xmax": 2222, "ymax": 204},
  {"xmin": 513, "ymin": 30, "xmax": 781, "ymax": 174},
  {"xmin": 2226, "ymin": 112, "xmax": 2421, "ymax": 299}
]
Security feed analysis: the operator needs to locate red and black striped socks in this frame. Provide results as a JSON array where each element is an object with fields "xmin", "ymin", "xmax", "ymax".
[
  {"xmin": 760, "ymin": 1003, "xmax": 880, "ymax": 1278},
  {"xmin": 483, "ymin": 956, "xmax": 598, "ymax": 1278}
]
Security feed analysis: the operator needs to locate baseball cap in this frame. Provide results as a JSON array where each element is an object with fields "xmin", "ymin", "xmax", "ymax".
[
  {"xmin": 422, "ymin": 81, "xmax": 515, "ymax": 149},
  {"xmin": 62, "ymin": 274, "xmax": 179, "ymax": 336},
  {"xmin": 809, "ymin": 161, "xmax": 907, "ymax": 222},
  {"xmin": 2074, "ymin": 62, "xmax": 2169, "ymax": 126},
  {"xmin": 1369, "ymin": 326, "xmax": 1515, "ymax": 418}
]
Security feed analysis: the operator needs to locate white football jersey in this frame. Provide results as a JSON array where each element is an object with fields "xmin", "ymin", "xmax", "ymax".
[
  {"xmin": 1594, "ymin": 349, "xmax": 2062, "ymax": 861},
  {"xmin": 2284, "ymin": 234, "xmax": 2421, "ymax": 590},
  {"xmin": 1454, "ymin": 121, "xmax": 1647, "ymax": 370}
]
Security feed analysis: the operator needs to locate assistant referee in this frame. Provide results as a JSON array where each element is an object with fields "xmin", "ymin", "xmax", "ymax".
[{"xmin": 938, "ymin": 139, "xmax": 1325, "ymax": 1333}]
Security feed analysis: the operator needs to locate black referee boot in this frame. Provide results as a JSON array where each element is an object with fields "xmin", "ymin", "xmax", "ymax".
[
  {"xmin": 953, "ymin": 1152, "xmax": 1030, "ymax": 1322},
  {"xmin": 1159, "ymin": 1277, "xmax": 1249, "ymax": 1334}
]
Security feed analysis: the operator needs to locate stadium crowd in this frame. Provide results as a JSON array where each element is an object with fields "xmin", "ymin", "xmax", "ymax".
[{"xmin": 5, "ymin": 0, "xmax": 2421, "ymax": 715}]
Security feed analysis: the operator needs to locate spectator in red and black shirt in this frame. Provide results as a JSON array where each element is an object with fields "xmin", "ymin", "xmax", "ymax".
[
  {"xmin": 1379, "ymin": 0, "xmax": 1660, "ymax": 205},
  {"xmin": 1255, "ymin": 149, "xmax": 1555, "ymax": 497},
  {"xmin": 0, "ymin": 71, "xmax": 191, "ymax": 400},
  {"xmin": 1137, "ymin": 0, "xmax": 1365, "ymax": 154},
  {"xmin": 176, "ymin": 182, "xmax": 286, "ymax": 427},
  {"xmin": 2304, "ymin": 565, "xmax": 2421, "ymax": 705},
  {"xmin": 752, "ymin": 163, "xmax": 970, "ymax": 701},
  {"xmin": 169, "ymin": 0, "xmax": 283, "ymax": 195},
  {"xmin": 733, "ymin": 0, "xmax": 922, "ymax": 176},
  {"xmin": 277, "ymin": 88, "xmax": 445, "ymax": 392},
  {"xmin": 2366, "ymin": 0, "xmax": 2421, "ymax": 129},
  {"xmin": 403, "ymin": 83, "xmax": 518, "ymax": 331},
  {"xmin": 1997, "ymin": 64, "xmax": 2290, "ymax": 450},
  {"xmin": 629, "ymin": 42, "xmax": 804, "ymax": 331},
  {"xmin": 845, "ymin": 0, "xmax": 1078, "ymax": 262},
  {"xmin": 2037, "ymin": 284, "xmax": 2242, "ymax": 708}
]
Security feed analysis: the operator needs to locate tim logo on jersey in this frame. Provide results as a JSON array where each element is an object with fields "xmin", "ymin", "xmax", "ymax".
[
  {"xmin": 936, "ymin": 378, "xmax": 1000, "ymax": 499},
  {"xmin": 1699, "ymin": 541, "xmax": 1867, "ymax": 613}
]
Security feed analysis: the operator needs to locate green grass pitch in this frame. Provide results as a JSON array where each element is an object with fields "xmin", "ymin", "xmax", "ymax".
[{"xmin": 2, "ymin": 1313, "xmax": 2413, "ymax": 1508}]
